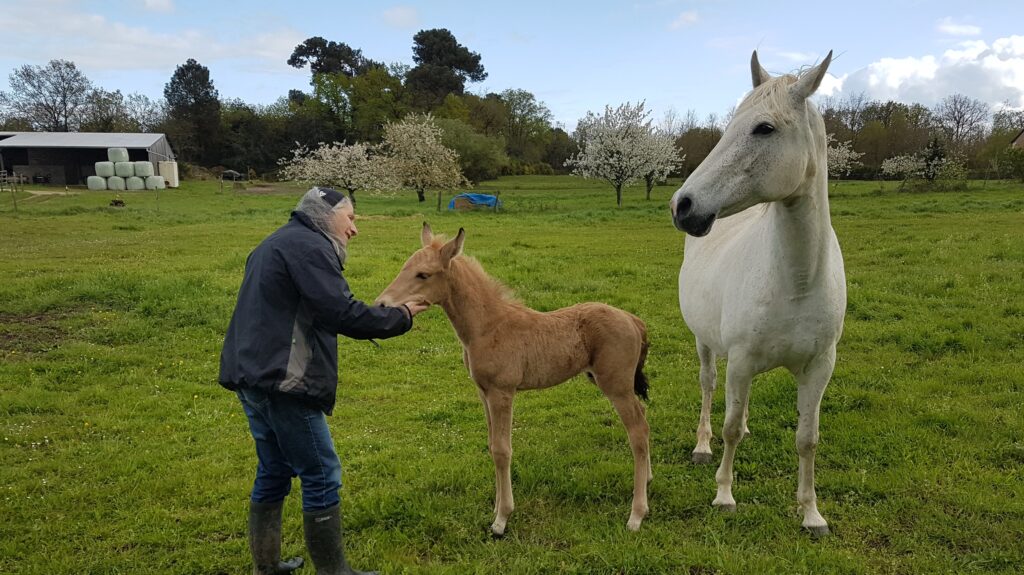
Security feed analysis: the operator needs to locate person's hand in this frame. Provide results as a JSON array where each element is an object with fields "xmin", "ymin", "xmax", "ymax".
[{"xmin": 403, "ymin": 301, "xmax": 431, "ymax": 317}]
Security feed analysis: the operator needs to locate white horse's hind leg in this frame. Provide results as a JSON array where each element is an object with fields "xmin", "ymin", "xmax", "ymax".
[
  {"xmin": 795, "ymin": 350, "xmax": 835, "ymax": 537},
  {"xmin": 692, "ymin": 341, "xmax": 717, "ymax": 464},
  {"xmin": 712, "ymin": 358, "xmax": 755, "ymax": 512}
]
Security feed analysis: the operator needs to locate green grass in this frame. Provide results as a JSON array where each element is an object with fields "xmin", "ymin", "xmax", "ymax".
[{"xmin": 1, "ymin": 176, "xmax": 1022, "ymax": 574}]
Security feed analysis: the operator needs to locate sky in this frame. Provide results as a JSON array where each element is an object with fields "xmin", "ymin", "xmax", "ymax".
[{"xmin": 2, "ymin": 0, "xmax": 1023, "ymax": 131}]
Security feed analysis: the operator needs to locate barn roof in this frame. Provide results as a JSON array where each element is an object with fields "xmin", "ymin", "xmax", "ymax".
[{"xmin": 0, "ymin": 132, "xmax": 167, "ymax": 148}]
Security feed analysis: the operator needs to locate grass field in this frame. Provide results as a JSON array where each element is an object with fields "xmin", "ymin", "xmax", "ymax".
[{"xmin": 1, "ymin": 176, "xmax": 1022, "ymax": 574}]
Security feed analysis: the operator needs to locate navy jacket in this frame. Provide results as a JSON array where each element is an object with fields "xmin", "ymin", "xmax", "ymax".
[{"xmin": 219, "ymin": 211, "xmax": 412, "ymax": 414}]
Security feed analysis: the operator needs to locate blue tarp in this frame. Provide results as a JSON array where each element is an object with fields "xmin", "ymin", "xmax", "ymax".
[{"xmin": 448, "ymin": 193, "xmax": 502, "ymax": 210}]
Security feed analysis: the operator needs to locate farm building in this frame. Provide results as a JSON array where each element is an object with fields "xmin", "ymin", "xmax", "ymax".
[
  {"xmin": 1013, "ymin": 128, "xmax": 1024, "ymax": 149},
  {"xmin": 0, "ymin": 132, "xmax": 175, "ymax": 186}
]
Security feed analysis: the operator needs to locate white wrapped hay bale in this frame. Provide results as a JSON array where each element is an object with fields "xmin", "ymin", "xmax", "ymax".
[
  {"xmin": 126, "ymin": 176, "xmax": 145, "ymax": 190},
  {"xmin": 107, "ymin": 176, "xmax": 126, "ymax": 191},
  {"xmin": 114, "ymin": 162, "xmax": 135, "ymax": 178},
  {"xmin": 108, "ymin": 148, "xmax": 130, "ymax": 163},
  {"xmin": 87, "ymin": 176, "xmax": 107, "ymax": 190},
  {"xmin": 133, "ymin": 161, "xmax": 154, "ymax": 177},
  {"xmin": 145, "ymin": 175, "xmax": 166, "ymax": 190},
  {"xmin": 95, "ymin": 161, "xmax": 115, "ymax": 178}
]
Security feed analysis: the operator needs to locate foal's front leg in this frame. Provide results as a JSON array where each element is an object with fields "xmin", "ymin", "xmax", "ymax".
[{"xmin": 483, "ymin": 389, "xmax": 515, "ymax": 537}]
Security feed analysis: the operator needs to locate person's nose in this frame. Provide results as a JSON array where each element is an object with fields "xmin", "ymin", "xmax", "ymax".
[{"xmin": 349, "ymin": 223, "xmax": 358, "ymax": 237}]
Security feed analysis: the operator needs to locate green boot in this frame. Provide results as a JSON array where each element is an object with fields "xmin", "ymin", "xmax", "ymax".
[
  {"xmin": 303, "ymin": 504, "xmax": 377, "ymax": 575},
  {"xmin": 248, "ymin": 500, "xmax": 304, "ymax": 575}
]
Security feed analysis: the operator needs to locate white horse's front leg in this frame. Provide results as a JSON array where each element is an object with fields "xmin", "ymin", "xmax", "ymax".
[
  {"xmin": 713, "ymin": 358, "xmax": 754, "ymax": 511},
  {"xmin": 795, "ymin": 350, "xmax": 835, "ymax": 537},
  {"xmin": 692, "ymin": 341, "xmax": 717, "ymax": 464}
]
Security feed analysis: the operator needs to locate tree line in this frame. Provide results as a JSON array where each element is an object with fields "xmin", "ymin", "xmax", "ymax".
[{"xmin": 0, "ymin": 29, "xmax": 575, "ymax": 182}]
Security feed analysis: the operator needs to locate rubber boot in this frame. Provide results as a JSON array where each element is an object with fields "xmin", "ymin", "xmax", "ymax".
[
  {"xmin": 303, "ymin": 504, "xmax": 378, "ymax": 575},
  {"xmin": 249, "ymin": 500, "xmax": 304, "ymax": 575}
]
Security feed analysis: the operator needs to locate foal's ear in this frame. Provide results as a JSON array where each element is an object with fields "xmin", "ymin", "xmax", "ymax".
[
  {"xmin": 790, "ymin": 50, "xmax": 833, "ymax": 101},
  {"xmin": 751, "ymin": 50, "xmax": 771, "ymax": 88},
  {"xmin": 439, "ymin": 227, "xmax": 465, "ymax": 267},
  {"xmin": 421, "ymin": 221, "xmax": 433, "ymax": 247}
]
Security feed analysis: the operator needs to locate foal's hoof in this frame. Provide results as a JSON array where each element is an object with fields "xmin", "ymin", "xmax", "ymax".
[
  {"xmin": 691, "ymin": 452, "xmax": 714, "ymax": 465},
  {"xmin": 805, "ymin": 524, "xmax": 830, "ymax": 538},
  {"xmin": 489, "ymin": 523, "xmax": 507, "ymax": 539}
]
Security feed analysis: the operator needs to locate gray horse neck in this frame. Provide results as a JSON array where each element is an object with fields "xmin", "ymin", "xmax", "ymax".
[
  {"xmin": 769, "ymin": 169, "xmax": 834, "ymax": 297},
  {"xmin": 440, "ymin": 258, "xmax": 511, "ymax": 344}
]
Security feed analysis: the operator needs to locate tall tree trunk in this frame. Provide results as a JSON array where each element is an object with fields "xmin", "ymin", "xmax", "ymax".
[
  {"xmin": 417, "ymin": 188, "xmax": 425, "ymax": 202},
  {"xmin": 615, "ymin": 184, "xmax": 622, "ymax": 207},
  {"xmin": 645, "ymin": 175, "xmax": 654, "ymax": 200},
  {"xmin": 347, "ymin": 187, "xmax": 357, "ymax": 207}
]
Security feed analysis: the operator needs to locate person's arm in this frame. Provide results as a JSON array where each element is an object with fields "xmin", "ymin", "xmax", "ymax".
[{"xmin": 287, "ymin": 245, "xmax": 412, "ymax": 340}]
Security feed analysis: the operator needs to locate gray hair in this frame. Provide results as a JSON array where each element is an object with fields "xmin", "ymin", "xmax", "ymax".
[{"xmin": 295, "ymin": 187, "xmax": 351, "ymax": 265}]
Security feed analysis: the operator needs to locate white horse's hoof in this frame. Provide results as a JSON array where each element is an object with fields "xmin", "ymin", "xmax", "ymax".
[
  {"xmin": 805, "ymin": 524, "xmax": 830, "ymax": 538},
  {"xmin": 713, "ymin": 502, "xmax": 736, "ymax": 513},
  {"xmin": 691, "ymin": 452, "xmax": 713, "ymax": 465}
]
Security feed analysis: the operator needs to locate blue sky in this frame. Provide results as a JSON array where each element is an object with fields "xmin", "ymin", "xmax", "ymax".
[{"xmin": 2, "ymin": 0, "xmax": 1023, "ymax": 130}]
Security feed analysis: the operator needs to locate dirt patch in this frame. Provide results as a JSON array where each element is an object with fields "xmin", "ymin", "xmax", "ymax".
[
  {"xmin": 0, "ymin": 311, "xmax": 70, "ymax": 354},
  {"xmin": 236, "ymin": 183, "xmax": 303, "ymax": 195}
]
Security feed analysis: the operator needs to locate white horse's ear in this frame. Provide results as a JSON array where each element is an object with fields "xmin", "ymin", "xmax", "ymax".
[
  {"xmin": 421, "ymin": 222, "xmax": 432, "ymax": 247},
  {"xmin": 751, "ymin": 50, "xmax": 771, "ymax": 88},
  {"xmin": 790, "ymin": 50, "xmax": 833, "ymax": 101},
  {"xmin": 440, "ymin": 227, "xmax": 465, "ymax": 267}
]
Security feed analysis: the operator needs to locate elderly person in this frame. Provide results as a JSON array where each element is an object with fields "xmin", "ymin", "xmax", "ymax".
[{"xmin": 220, "ymin": 187, "xmax": 427, "ymax": 575}]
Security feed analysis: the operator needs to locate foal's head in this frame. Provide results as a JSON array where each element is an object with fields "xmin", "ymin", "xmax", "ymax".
[
  {"xmin": 376, "ymin": 222, "xmax": 465, "ymax": 308},
  {"xmin": 670, "ymin": 50, "xmax": 833, "ymax": 237}
]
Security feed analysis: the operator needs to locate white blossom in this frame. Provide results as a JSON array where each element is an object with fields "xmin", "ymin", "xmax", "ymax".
[
  {"xmin": 567, "ymin": 101, "xmax": 681, "ymax": 205},
  {"xmin": 825, "ymin": 134, "xmax": 864, "ymax": 180},
  {"xmin": 379, "ymin": 113, "xmax": 467, "ymax": 203},
  {"xmin": 279, "ymin": 141, "xmax": 394, "ymax": 203}
]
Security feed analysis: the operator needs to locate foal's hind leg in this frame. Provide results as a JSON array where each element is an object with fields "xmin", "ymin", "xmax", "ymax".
[
  {"xmin": 603, "ymin": 387, "xmax": 651, "ymax": 531},
  {"xmin": 692, "ymin": 340, "xmax": 717, "ymax": 464},
  {"xmin": 483, "ymin": 389, "xmax": 515, "ymax": 537}
]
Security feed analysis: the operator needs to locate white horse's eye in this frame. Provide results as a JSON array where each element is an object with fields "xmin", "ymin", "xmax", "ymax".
[{"xmin": 752, "ymin": 122, "xmax": 776, "ymax": 135}]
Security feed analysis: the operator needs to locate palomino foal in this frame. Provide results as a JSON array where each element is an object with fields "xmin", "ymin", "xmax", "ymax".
[
  {"xmin": 669, "ymin": 51, "xmax": 846, "ymax": 536},
  {"xmin": 376, "ymin": 224, "xmax": 652, "ymax": 536}
]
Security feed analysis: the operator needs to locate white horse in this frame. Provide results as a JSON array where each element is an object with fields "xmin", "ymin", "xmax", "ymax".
[{"xmin": 669, "ymin": 51, "xmax": 846, "ymax": 536}]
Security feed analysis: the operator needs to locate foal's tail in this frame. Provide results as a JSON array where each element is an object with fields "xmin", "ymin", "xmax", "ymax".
[{"xmin": 632, "ymin": 316, "xmax": 650, "ymax": 401}]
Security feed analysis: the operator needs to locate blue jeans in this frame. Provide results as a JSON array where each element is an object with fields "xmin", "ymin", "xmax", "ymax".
[{"xmin": 237, "ymin": 387, "xmax": 342, "ymax": 512}]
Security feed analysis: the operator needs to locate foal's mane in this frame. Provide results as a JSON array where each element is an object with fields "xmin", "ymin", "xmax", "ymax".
[{"xmin": 428, "ymin": 235, "xmax": 522, "ymax": 307}]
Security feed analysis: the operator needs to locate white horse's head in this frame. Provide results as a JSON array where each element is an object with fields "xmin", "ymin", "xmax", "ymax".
[{"xmin": 670, "ymin": 50, "xmax": 833, "ymax": 237}]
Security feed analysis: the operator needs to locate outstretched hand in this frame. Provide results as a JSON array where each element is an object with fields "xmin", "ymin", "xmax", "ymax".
[{"xmin": 403, "ymin": 301, "xmax": 431, "ymax": 317}]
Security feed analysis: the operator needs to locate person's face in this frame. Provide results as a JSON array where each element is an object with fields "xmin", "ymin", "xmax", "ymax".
[{"xmin": 330, "ymin": 202, "xmax": 357, "ymax": 246}]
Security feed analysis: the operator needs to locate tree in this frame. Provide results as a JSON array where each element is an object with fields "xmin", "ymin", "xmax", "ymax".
[
  {"xmin": 500, "ymin": 89, "xmax": 552, "ymax": 165},
  {"xmin": 567, "ymin": 101, "xmax": 672, "ymax": 206},
  {"xmin": 826, "ymin": 134, "xmax": 864, "ymax": 187},
  {"xmin": 124, "ymin": 93, "xmax": 164, "ymax": 132},
  {"xmin": 435, "ymin": 117, "xmax": 509, "ymax": 182},
  {"xmin": 934, "ymin": 94, "xmax": 989, "ymax": 152},
  {"xmin": 0, "ymin": 59, "xmax": 92, "ymax": 131},
  {"xmin": 406, "ymin": 29, "xmax": 486, "ymax": 109},
  {"xmin": 279, "ymin": 141, "xmax": 393, "ymax": 205},
  {"xmin": 640, "ymin": 129, "xmax": 682, "ymax": 200},
  {"xmin": 288, "ymin": 37, "xmax": 377, "ymax": 77},
  {"xmin": 880, "ymin": 154, "xmax": 924, "ymax": 191},
  {"xmin": 163, "ymin": 58, "xmax": 222, "ymax": 165},
  {"xmin": 379, "ymin": 113, "xmax": 466, "ymax": 206},
  {"xmin": 79, "ymin": 89, "xmax": 132, "ymax": 132}
]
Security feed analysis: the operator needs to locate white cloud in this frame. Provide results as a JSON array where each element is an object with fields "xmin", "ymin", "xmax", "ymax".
[
  {"xmin": 0, "ymin": 3, "xmax": 302, "ymax": 75},
  {"xmin": 669, "ymin": 11, "xmax": 699, "ymax": 30},
  {"xmin": 937, "ymin": 17, "xmax": 981, "ymax": 37},
  {"xmin": 382, "ymin": 6, "xmax": 420, "ymax": 29},
  {"xmin": 143, "ymin": 0, "xmax": 175, "ymax": 13},
  {"xmin": 819, "ymin": 36, "xmax": 1024, "ymax": 109}
]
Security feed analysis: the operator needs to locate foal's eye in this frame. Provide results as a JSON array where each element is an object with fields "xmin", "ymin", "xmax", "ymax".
[
  {"xmin": 752, "ymin": 122, "xmax": 776, "ymax": 135},
  {"xmin": 416, "ymin": 272, "xmax": 430, "ymax": 280}
]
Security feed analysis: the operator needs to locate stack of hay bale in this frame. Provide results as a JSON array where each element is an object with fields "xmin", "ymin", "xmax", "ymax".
[{"xmin": 87, "ymin": 148, "xmax": 166, "ymax": 191}]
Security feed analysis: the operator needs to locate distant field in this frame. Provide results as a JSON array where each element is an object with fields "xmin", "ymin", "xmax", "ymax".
[{"xmin": 1, "ymin": 176, "xmax": 1022, "ymax": 574}]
